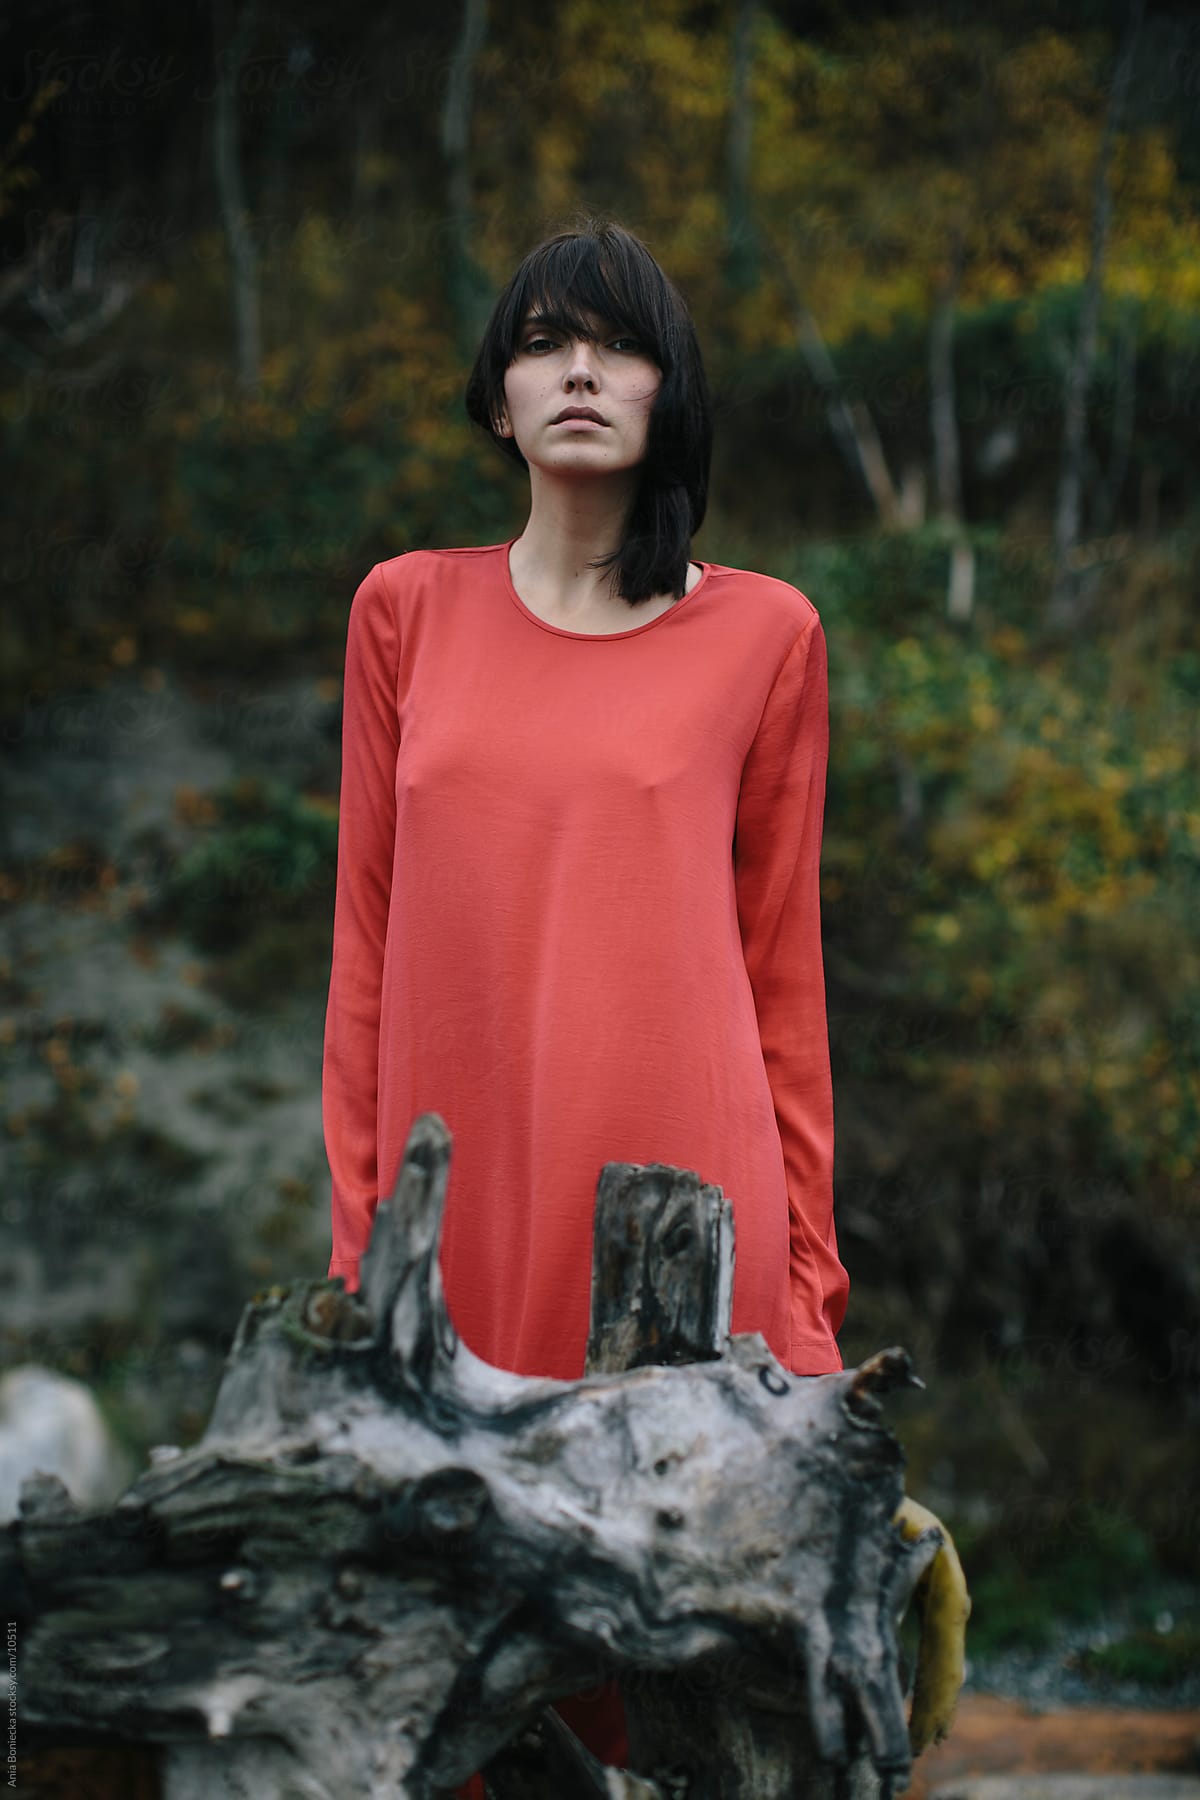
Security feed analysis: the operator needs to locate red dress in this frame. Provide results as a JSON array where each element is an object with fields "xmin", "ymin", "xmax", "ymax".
[{"xmin": 321, "ymin": 539, "xmax": 850, "ymax": 1782}]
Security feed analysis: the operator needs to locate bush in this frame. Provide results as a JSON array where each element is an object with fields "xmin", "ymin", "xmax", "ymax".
[{"xmin": 149, "ymin": 776, "xmax": 337, "ymax": 955}]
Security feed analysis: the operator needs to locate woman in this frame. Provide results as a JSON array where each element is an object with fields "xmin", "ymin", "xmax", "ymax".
[{"xmin": 321, "ymin": 217, "xmax": 850, "ymax": 1783}]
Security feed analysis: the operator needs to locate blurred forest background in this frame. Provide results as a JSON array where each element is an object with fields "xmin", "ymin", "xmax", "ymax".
[{"xmin": 1, "ymin": 0, "xmax": 1199, "ymax": 1702}]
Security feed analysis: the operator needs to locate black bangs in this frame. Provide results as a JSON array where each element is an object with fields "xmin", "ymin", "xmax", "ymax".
[
  {"xmin": 463, "ymin": 216, "xmax": 713, "ymax": 608},
  {"xmin": 502, "ymin": 233, "xmax": 671, "ymax": 369}
]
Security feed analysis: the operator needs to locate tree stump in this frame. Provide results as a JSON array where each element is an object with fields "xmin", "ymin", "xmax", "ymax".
[
  {"xmin": 579, "ymin": 1160, "xmax": 892, "ymax": 1800},
  {"xmin": 4, "ymin": 1112, "xmax": 942, "ymax": 1800}
]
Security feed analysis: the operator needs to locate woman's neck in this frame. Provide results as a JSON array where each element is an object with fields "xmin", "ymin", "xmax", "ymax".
[{"xmin": 507, "ymin": 497, "xmax": 633, "ymax": 617}]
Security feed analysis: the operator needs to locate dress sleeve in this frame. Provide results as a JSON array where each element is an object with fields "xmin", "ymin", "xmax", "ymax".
[
  {"xmin": 322, "ymin": 560, "xmax": 400, "ymax": 1293},
  {"xmin": 733, "ymin": 611, "xmax": 849, "ymax": 1373}
]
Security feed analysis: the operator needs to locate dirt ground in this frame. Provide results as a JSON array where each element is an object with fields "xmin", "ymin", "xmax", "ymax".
[
  {"xmin": 901, "ymin": 1694, "xmax": 1200, "ymax": 1798},
  {"xmin": 13, "ymin": 1695, "xmax": 1200, "ymax": 1798}
]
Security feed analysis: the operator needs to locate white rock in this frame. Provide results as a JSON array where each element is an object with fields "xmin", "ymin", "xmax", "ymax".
[{"xmin": 0, "ymin": 1363, "xmax": 132, "ymax": 1521}]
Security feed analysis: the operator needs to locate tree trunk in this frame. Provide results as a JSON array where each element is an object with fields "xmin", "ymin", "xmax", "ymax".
[
  {"xmin": 1095, "ymin": 295, "xmax": 1139, "ymax": 537},
  {"xmin": 212, "ymin": 0, "xmax": 262, "ymax": 391},
  {"xmin": 764, "ymin": 238, "xmax": 901, "ymax": 527},
  {"xmin": 441, "ymin": 0, "xmax": 492, "ymax": 356},
  {"xmin": 930, "ymin": 224, "xmax": 965, "ymax": 529},
  {"xmin": 580, "ymin": 1164, "xmax": 885, "ymax": 1800},
  {"xmin": 8, "ymin": 1114, "xmax": 941, "ymax": 1799},
  {"xmin": 1048, "ymin": 0, "xmax": 1145, "ymax": 627},
  {"xmin": 727, "ymin": 10, "xmax": 898, "ymax": 534},
  {"xmin": 723, "ymin": 0, "xmax": 761, "ymax": 297},
  {"xmin": 929, "ymin": 220, "xmax": 975, "ymax": 622}
]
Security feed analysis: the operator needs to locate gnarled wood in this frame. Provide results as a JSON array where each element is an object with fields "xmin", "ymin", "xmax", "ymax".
[
  {"xmin": 8, "ymin": 1112, "xmax": 940, "ymax": 1800},
  {"xmin": 580, "ymin": 1162, "xmax": 916, "ymax": 1800}
]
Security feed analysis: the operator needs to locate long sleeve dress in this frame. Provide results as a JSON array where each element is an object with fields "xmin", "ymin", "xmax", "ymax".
[{"xmin": 322, "ymin": 537, "xmax": 849, "ymax": 1383}]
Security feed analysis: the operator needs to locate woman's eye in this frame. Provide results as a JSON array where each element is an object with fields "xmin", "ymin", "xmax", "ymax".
[{"xmin": 521, "ymin": 335, "xmax": 644, "ymax": 354}]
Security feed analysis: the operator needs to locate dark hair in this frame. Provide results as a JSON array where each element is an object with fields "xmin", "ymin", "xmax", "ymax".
[{"xmin": 464, "ymin": 215, "xmax": 712, "ymax": 606}]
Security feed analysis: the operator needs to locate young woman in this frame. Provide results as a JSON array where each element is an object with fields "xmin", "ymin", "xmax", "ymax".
[{"xmin": 321, "ymin": 217, "xmax": 850, "ymax": 1784}]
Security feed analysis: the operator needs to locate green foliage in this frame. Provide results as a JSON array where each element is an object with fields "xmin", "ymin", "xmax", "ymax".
[
  {"xmin": 1077, "ymin": 1619, "xmax": 1200, "ymax": 1685},
  {"xmin": 154, "ymin": 287, "xmax": 515, "ymax": 667},
  {"xmin": 954, "ymin": 1504, "xmax": 1155, "ymax": 1654},
  {"xmin": 767, "ymin": 526, "xmax": 1200, "ymax": 1211},
  {"xmin": 149, "ymin": 776, "xmax": 337, "ymax": 956},
  {"xmin": 206, "ymin": 913, "xmax": 336, "ymax": 1013}
]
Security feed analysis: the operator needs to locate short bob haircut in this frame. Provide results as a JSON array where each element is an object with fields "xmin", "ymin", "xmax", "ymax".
[{"xmin": 464, "ymin": 215, "xmax": 713, "ymax": 608}]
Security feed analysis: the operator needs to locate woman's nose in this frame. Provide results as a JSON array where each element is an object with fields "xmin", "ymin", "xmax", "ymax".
[{"xmin": 564, "ymin": 342, "xmax": 599, "ymax": 386}]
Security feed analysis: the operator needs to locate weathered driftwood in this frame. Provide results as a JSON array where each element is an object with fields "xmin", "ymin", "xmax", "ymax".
[
  {"xmin": 581, "ymin": 1161, "xmax": 888, "ymax": 1800},
  {"xmin": 5, "ymin": 1112, "xmax": 943, "ymax": 1800}
]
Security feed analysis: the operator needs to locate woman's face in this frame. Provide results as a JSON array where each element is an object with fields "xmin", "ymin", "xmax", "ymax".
[{"xmin": 497, "ymin": 305, "xmax": 663, "ymax": 477}]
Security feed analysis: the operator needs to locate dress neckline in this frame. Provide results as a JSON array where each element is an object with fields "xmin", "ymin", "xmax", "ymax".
[{"xmin": 500, "ymin": 537, "xmax": 712, "ymax": 641}]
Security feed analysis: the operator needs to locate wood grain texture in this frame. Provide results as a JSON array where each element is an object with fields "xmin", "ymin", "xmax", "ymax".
[{"xmin": 7, "ymin": 1112, "xmax": 936, "ymax": 1800}]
